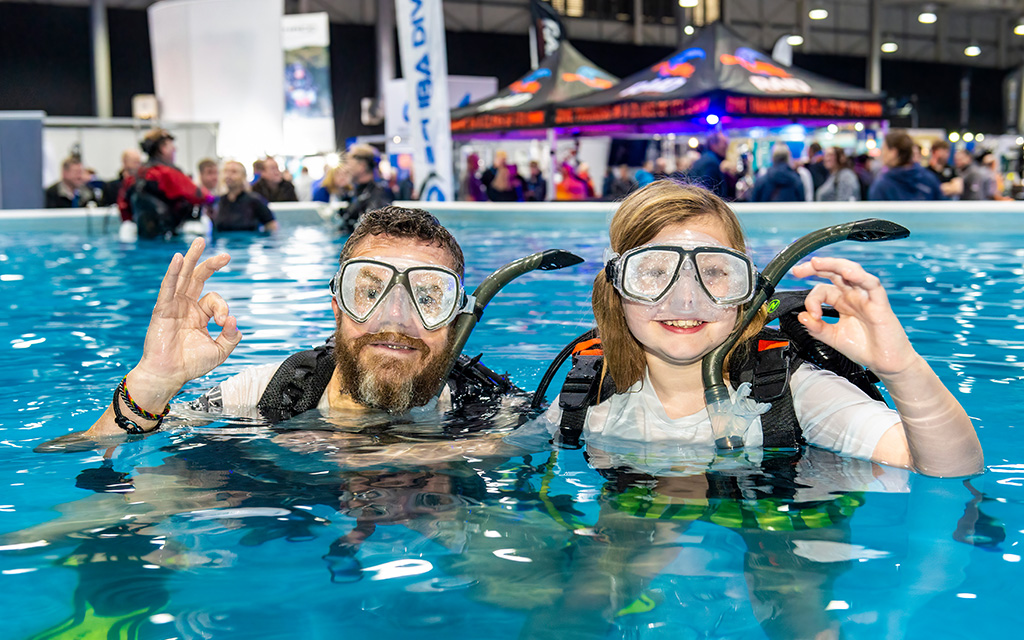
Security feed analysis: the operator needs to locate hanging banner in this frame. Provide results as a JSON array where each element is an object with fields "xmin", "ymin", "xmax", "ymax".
[
  {"xmin": 396, "ymin": 0, "xmax": 453, "ymax": 201},
  {"xmin": 530, "ymin": 0, "xmax": 565, "ymax": 63},
  {"xmin": 281, "ymin": 12, "xmax": 335, "ymax": 155}
]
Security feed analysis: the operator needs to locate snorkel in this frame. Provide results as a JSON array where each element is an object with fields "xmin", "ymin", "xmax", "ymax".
[
  {"xmin": 703, "ymin": 218, "xmax": 910, "ymax": 450},
  {"xmin": 437, "ymin": 249, "xmax": 584, "ymax": 394}
]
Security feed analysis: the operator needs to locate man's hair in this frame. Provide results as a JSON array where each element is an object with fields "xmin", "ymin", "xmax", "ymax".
[
  {"xmin": 140, "ymin": 128, "xmax": 174, "ymax": 157},
  {"xmin": 198, "ymin": 158, "xmax": 218, "ymax": 173},
  {"xmin": 339, "ymin": 205, "xmax": 465, "ymax": 277},
  {"xmin": 61, "ymin": 156, "xmax": 81, "ymax": 172},
  {"xmin": 772, "ymin": 144, "xmax": 791, "ymax": 164},
  {"xmin": 224, "ymin": 160, "xmax": 247, "ymax": 177},
  {"xmin": 252, "ymin": 159, "xmax": 265, "ymax": 174},
  {"xmin": 931, "ymin": 139, "xmax": 950, "ymax": 152},
  {"xmin": 348, "ymin": 144, "xmax": 379, "ymax": 173},
  {"xmin": 885, "ymin": 130, "xmax": 914, "ymax": 166},
  {"xmin": 808, "ymin": 142, "xmax": 823, "ymax": 156}
]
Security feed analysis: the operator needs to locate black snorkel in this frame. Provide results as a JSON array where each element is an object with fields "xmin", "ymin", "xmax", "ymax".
[
  {"xmin": 437, "ymin": 249, "xmax": 585, "ymax": 395},
  {"xmin": 703, "ymin": 218, "xmax": 910, "ymax": 450}
]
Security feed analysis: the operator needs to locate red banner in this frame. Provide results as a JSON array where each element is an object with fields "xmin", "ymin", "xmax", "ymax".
[
  {"xmin": 725, "ymin": 96, "xmax": 883, "ymax": 118},
  {"xmin": 554, "ymin": 97, "xmax": 712, "ymax": 125},
  {"xmin": 450, "ymin": 110, "xmax": 547, "ymax": 132}
]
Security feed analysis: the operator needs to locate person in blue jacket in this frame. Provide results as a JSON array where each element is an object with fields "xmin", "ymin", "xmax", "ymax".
[
  {"xmin": 689, "ymin": 132, "xmax": 731, "ymax": 199},
  {"xmin": 749, "ymin": 145, "xmax": 805, "ymax": 202},
  {"xmin": 868, "ymin": 131, "xmax": 945, "ymax": 201}
]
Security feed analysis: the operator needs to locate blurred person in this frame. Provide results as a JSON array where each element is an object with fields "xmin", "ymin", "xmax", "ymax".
[
  {"xmin": 82, "ymin": 167, "xmax": 106, "ymax": 204},
  {"xmin": 868, "ymin": 131, "xmax": 944, "ymax": 201},
  {"xmin": 212, "ymin": 161, "xmax": 277, "ymax": 233},
  {"xmin": 981, "ymin": 152, "xmax": 1010, "ymax": 200},
  {"xmin": 251, "ymin": 159, "xmax": 264, "ymax": 185},
  {"xmin": 395, "ymin": 167, "xmax": 415, "ymax": 201},
  {"xmin": 252, "ymin": 157, "xmax": 298, "ymax": 203},
  {"xmin": 459, "ymin": 153, "xmax": 486, "ymax": 202},
  {"xmin": 341, "ymin": 144, "xmax": 394, "ymax": 232},
  {"xmin": 676, "ymin": 149, "xmax": 701, "ymax": 177},
  {"xmin": 634, "ymin": 159, "xmax": 656, "ymax": 187},
  {"xmin": 796, "ymin": 160, "xmax": 814, "ymax": 202},
  {"xmin": 523, "ymin": 160, "xmax": 547, "ymax": 201},
  {"xmin": 806, "ymin": 142, "xmax": 828, "ymax": 193},
  {"xmin": 954, "ymin": 149, "xmax": 996, "ymax": 201},
  {"xmin": 606, "ymin": 164, "xmax": 636, "ymax": 200},
  {"xmin": 313, "ymin": 165, "xmax": 351, "ymax": 203},
  {"xmin": 481, "ymin": 150, "xmax": 522, "ymax": 202},
  {"xmin": 912, "ymin": 143, "xmax": 923, "ymax": 165},
  {"xmin": 117, "ymin": 128, "xmax": 211, "ymax": 238},
  {"xmin": 653, "ymin": 157, "xmax": 670, "ymax": 180},
  {"xmin": 816, "ymin": 147, "xmax": 860, "ymax": 202},
  {"xmin": 45, "ymin": 156, "xmax": 95, "ymax": 208},
  {"xmin": 294, "ymin": 166, "xmax": 313, "ymax": 201},
  {"xmin": 689, "ymin": 132, "xmax": 731, "ymax": 198},
  {"xmin": 749, "ymin": 145, "xmax": 805, "ymax": 202},
  {"xmin": 104, "ymin": 149, "xmax": 143, "ymax": 206},
  {"xmin": 927, "ymin": 140, "xmax": 962, "ymax": 199},
  {"xmin": 853, "ymin": 154, "xmax": 875, "ymax": 201},
  {"xmin": 197, "ymin": 158, "xmax": 220, "ymax": 193}
]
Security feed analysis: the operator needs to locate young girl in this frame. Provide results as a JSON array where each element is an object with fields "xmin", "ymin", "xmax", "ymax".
[{"xmin": 540, "ymin": 180, "xmax": 983, "ymax": 477}]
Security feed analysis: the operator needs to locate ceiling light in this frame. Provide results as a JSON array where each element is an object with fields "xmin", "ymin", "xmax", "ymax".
[
  {"xmin": 1016, "ymin": 21, "xmax": 1024, "ymax": 36},
  {"xmin": 678, "ymin": 0, "xmax": 698, "ymax": 7},
  {"xmin": 881, "ymin": 41, "xmax": 898, "ymax": 53},
  {"xmin": 688, "ymin": 137, "xmax": 699, "ymax": 148},
  {"xmin": 964, "ymin": 45, "xmax": 981, "ymax": 57},
  {"xmin": 963, "ymin": 132, "xmax": 974, "ymax": 142},
  {"xmin": 684, "ymin": 25, "xmax": 695, "ymax": 35},
  {"xmin": 855, "ymin": 122, "xmax": 864, "ymax": 131},
  {"xmin": 827, "ymin": 124, "xmax": 839, "ymax": 134},
  {"xmin": 866, "ymin": 139, "xmax": 877, "ymax": 149},
  {"xmin": 786, "ymin": 35, "xmax": 804, "ymax": 46},
  {"xmin": 809, "ymin": 9, "xmax": 828, "ymax": 20},
  {"xmin": 948, "ymin": 132, "xmax": 960, "ymax": 142},
  {"xmin": 1016, "ymin": 136, "xmax": 1024, "ymax": 146},
  {"xmin": 706, "ymin": 114, "xmax": 720, "ymax": 125},
  {"xmin": 976, "ymin": 133, "xmax": 985, "ymax": 141}
]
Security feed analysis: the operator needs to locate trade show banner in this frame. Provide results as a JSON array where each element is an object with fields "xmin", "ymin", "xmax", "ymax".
[
  {"xmin": 530, "ymin": 0, "xmax": 565, "ymax": 67},
  {"xmin": 281, "ymin": 13, "xmax": 336, "ymax": 155},
  {"xmin": 395, "ymin": 0, "xmax": 453, "ymax": 201},
  {"xmin": 384, "ymin": 75, "xmax": 498, "ymax": 151}
]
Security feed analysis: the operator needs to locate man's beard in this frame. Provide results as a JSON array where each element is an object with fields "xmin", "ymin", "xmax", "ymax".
[{"xmin": 333, "ymin": 328, "xmax": 453, "ymax": 414}]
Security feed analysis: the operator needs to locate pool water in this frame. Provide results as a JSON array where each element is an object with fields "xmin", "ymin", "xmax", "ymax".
[{"xmin": 1, "ymin": 208, "xmax": 1023, "ymax": 639}]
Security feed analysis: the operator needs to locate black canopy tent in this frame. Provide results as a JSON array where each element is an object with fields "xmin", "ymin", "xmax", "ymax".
[
  {"xmin": 450, "ymin": 40, "xmax": 619, "ymax": 136},
  {"xmin": 553, "ymin": 22, "xmax": 884, "ymax": 130}
]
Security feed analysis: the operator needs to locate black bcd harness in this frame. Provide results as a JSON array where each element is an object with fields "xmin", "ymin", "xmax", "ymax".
[
  {"xmin": 535, "ymin": 290, "xmax": 885, "ymax": 449},
  {"xmin": 255, "ymin": 337, "xmax": 520, "ymax": 432}
]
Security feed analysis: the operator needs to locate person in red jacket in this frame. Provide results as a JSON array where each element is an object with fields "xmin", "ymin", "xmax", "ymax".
[{"xmin": 118, "ymin": 128, "xmax": 211, "ymax": 239}]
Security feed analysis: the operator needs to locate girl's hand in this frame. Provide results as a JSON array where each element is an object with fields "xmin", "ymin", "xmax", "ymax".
[{"xmin": 791, "ymin": 256, "xmax": 918, "ymax": 376}]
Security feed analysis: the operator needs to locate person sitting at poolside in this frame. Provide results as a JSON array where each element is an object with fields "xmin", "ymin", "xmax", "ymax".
[
  {"xmin": 529, "ymin": 181, "xmax": 983, "ymax": 477},
  {"xmin": 211, "ymin": 161, "xmax": 278, "ymax": 233},
  {"xmin": 84, "ymin": 205, "xmax": 495, "ymax": 438}
]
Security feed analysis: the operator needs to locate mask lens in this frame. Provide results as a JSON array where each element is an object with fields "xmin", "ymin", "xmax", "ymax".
[
  {"xmin": 407, "ymin": 268, "xmax": 461, "ymax": 329},
  {"xmin": 622, "ymin": 249, "xmax": 681, "ymax": 300},
  {"xmin": 695, "ymin": 250, "xmax": 752, "ymax": 304},
  {"xmin": 340, "ymin": 261, "xmax": 396, "ymax": 321}
]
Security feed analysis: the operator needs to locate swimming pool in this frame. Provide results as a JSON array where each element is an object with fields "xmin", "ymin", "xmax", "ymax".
[{"xmin": 1, "ymin": 202, "xmax": 1022, "ymax": 639}]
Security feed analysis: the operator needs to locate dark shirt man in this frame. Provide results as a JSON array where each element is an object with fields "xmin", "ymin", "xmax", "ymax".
[
  {"xmin": 927, "ymin": 140, "xmax": 955, "ymax": 184},
  {"xmin": 341, "ymin": 144, "xmax": 394, "ymax": 232},
  {"xmin": 868, "ymin": 131, "xmax": 944, "ymax": 201},
  {"xmin": 45, "ymin": 157, "xmax": 95, "ymax": 208},
  {"xmin": 750, "ymin": 146, "xmax": 806, "ymax": 202},
  {"xmin": 523, "ymin": 161, "xmax": 547, "ymax": 201},
  {"xmin": 688, "ymin": 133, "xmax": 730, "ymax": 199},
  {"xmin": 104, "ymin": 149, "xmax": 143, "ymax": 207},
  {"xmin": 213, "ymin": 161, "xmax": 277, "ymax": 232},
  {"xmin": 252, "ymin": 158, "xmax": 298, "ymax": 202},
  {"xmin": 806, "ymin": 142, "xmax": 829, "ymax": 193},
  {"xmin": 606, "ymin": 164, "xmax": 637, "ymax": 200},
  {"xmin": 954, "ymin": 149, "xmax": 996, "ymax": 201}
]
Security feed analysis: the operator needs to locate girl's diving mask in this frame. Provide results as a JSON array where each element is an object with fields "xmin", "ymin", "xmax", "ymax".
[
  {"xmin": 605, "ymin": 232, "xmax": 757, "ymax": 315},
  {"xmin": 331, "ymin": 258, "xmax": 474, "ymax": 331}
]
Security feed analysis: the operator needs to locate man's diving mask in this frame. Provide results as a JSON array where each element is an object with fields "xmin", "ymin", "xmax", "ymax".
[
  {"xmin": 605, "ymin": 238, "xmax": 757, "ymax": 313},
  {"xmin": 331, "ymin": 258, "xmax": 474, "ymax": 331}
]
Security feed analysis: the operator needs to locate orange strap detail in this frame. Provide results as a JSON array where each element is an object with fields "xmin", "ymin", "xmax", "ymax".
[
  {"xmin": 758, "ymin": 339, "xmax": 789, "ymax": 352},
  {"xmin": 573, "ymin": 337, "xmax": 604, "ymax": 357}
]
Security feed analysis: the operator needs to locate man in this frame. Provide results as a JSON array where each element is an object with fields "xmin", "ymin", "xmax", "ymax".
[
  {"xmin": 83, "ymin": 206, "xmax": 471, "ymax": 437},
  {"xmin": 688, "ymin": 132, "xmax": 731, "ymax": 199},
  {"xmin": 805, "ymin": 142, "xmax": 829, "ymax": 193},
  {"xmin": 927, "ymin": 140, "xmax": 962, "ymax": 198},
  {"xmin": 523, "ymin": 160, "xmax": 547, "ymax": 201},
  {"xmin": 605, "ymin": 164, "xmax": 636, "ymax": 200},
  {"xmin": 103, "ymin": 149, "xmax": 143, "ymax": 206},
  {"xmin": 212, "ymin": 161, "xmax": 277, "ymax": 232},
  {"xmin": 341, "ymin": 144, "xmax": 394, "ymax": 232},
  {"xmin": 44, "ymin": 156, "xmax": 95, "ymax": 208},
  {"xmin": 197, "ymin": 158, "xmax": 220, "ymax": 193},
  {"xmin": 750, "ymin": 145, "xmax": 805, "ymax": 202},
  {"xmin": 955, "ymin": 149, "xmax": 996, "ymax": 201},
  {"xmin": 868, "ymin": 130, "xmax": 944, "ymax": 201},
  {"xmin": 251, "ymin": 157, "xmax": 298, "ymax": 202}
]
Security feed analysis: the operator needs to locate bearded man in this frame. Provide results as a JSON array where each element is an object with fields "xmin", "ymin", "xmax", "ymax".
[{"xmin": 85, "ymin": 206, "xmax": 484, "ymax": 437}]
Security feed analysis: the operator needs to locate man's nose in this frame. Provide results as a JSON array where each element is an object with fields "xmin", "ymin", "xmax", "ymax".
[{"xmin": 365, "ymin": 285, "xmax": 420, "ymax": 333}]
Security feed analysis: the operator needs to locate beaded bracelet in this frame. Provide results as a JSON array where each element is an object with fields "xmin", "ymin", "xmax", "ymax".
[{"xmin": 118, "ymin": 374, "xmax": 170, "ymax": 422}]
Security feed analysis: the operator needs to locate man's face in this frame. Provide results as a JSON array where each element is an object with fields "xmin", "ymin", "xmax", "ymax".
[
  {"xmin": 123, "ymin": 151, "xmax": 142, "ymax": 174},
  {"xmin": 954, "ymin": 150, "xmax": 972, "ymax": 170},
  {"xmin": 332, "ymin": 234, "xmax": 459, "ymax": 413},
  {"xmin": 63, "ymin": 163, "xmax": 84, "ymax": 188},
  {"xmin": 263, "ymin": 159, "xmax": 282, "ymax": 185},
  {"xmin": 882, "ymin": 143, "xmax": 899, "ymax": 168},
  {"xmin": 710, "ymin": 135, "xmax": 728, "ymax": 156},
  {"xmin": 200, "ymin": 164, "xmax": 219, "ymax": 191},
  {"xmin": 345, "ymin": 155, "xmax": 370, "ymax": 182},
  {"xmin": 932, "ymin": 146, "xmax": 949, "ymax": 166},
  {"xmin": 222, "ymin": 163, "xmax": 246, "ymax": 190}
]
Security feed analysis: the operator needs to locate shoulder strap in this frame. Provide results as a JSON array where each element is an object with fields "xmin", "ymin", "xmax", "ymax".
[
  {"xmin": 557, "ymin": 336, "xmax": 615, "ymax": 448},
  {"xmin": 257, "ymin": 341, "xmax": 336, "ymax": 423},
  {"xmin": 728, "ymin": 327, "xmax": 806, "ymax": 449}
]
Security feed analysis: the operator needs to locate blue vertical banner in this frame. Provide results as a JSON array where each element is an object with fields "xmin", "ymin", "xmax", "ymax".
[{"xmin": 395, "ymin": 0, "xmax": 453, "ymax": 201}]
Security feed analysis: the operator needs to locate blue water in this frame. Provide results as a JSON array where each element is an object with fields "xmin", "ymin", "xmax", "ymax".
[{"xmin": 1, "ymin": 208, "xmax": 1023, "ymax": 639}]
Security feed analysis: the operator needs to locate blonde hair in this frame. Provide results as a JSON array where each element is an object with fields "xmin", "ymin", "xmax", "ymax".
[{"xmin": 592, "ymin": 180, "xmax": 768, "ymax": 391}]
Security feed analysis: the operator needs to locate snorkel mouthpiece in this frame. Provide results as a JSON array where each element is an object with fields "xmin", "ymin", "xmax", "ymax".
[{"xmin": 702, "ymin": 218, "xmax": 910, "ymax": 450}]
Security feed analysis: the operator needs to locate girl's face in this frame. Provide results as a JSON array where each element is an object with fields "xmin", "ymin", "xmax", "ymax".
[
  {"xmin": 621, "ymin": 220, "xmax": 741, "ymax": 370},
  {"xmin": 823, "ymin": 148, "xmax": 836, "ymax": 171}
]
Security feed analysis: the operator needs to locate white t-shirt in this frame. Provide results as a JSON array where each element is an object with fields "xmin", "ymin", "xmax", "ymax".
[{"xmin": 516, "ymin": 363, "xmax": 899, "ymax": 461}]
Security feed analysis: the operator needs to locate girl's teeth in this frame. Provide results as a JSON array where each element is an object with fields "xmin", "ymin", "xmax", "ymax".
[{"xmin": 663, "ymin": 320, "xmax": 702, "ymax": 328}]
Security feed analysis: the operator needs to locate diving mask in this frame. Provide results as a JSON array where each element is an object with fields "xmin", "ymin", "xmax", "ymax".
[{"xmin": 331, "ymin": 258, "xmax": 473, "ymax": 331}]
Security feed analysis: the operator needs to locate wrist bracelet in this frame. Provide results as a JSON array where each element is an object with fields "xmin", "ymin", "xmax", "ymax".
[{"xmin": 118, "ymin": 375, "xmax": 170, "ymax": 422}]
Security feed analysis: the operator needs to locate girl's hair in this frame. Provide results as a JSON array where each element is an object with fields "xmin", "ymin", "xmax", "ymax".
[{"xmin": 592, "ymin": 180, "xmax": 768, "ymax": 391}]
